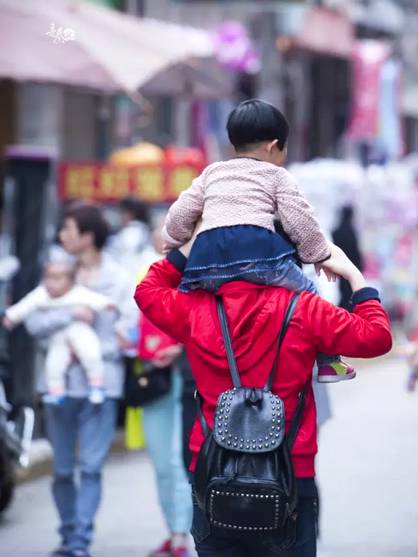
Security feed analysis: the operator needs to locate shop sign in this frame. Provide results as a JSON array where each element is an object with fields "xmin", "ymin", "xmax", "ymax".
[
  {"xmin": 378, "ymin": 58, "xmax": 403, "ymax": 159},
  {"xmin": 58, "ymin": 161, "xmax": 203, "ymax": 203},
  {"xmin": 347, "ymin": 40, "xmax": 391, "ymax": 140}
]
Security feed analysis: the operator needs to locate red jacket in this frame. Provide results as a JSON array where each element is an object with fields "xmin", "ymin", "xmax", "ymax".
[{"xmin": 135, "ymin": 252, "xmax": 392, "ymax": 478}]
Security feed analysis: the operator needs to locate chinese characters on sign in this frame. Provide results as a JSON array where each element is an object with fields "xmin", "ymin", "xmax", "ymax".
[{"xmin": 58, "ymin": 162, "xmax": 203, "ymax": 203}]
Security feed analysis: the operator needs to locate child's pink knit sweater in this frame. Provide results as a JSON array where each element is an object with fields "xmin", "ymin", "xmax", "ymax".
[{"xmin": 162, "ymin": 158, "xmax": 330, "ymax": 264}]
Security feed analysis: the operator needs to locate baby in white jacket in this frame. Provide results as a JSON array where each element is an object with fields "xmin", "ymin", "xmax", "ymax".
[{"xmin": 4, "ymin": 260, "xmax": 114, "ymax": 405}]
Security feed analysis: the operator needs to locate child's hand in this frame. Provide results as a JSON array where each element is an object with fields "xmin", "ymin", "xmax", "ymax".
[
  {"xmin": 314, "ymin": 262, "xmax": 338, "ymax": 282},
  {"xmin": 317, "ymin": 243, "xmax": 367, "ymax": 292},
  {"xmin": 72, "ymin": 306, "xmax": 95, "ymax": 324},
  {"xmin": 162, "ymin": 242, "xmax": 170, "ymax": 255},
  {"xmin": 315, "ymin": 243, "xmax": 356, "ymax": 282}
]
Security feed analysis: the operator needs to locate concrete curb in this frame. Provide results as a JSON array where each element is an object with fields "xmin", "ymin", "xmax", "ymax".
[{"xmin": 17, "ymin": 431, "xmax": 131, "ymax": 484}]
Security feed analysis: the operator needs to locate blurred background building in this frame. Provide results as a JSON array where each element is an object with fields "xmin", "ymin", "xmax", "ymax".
[{"xmin": 0, "ymin": 0, "xmax": 418, "ymax": 411}]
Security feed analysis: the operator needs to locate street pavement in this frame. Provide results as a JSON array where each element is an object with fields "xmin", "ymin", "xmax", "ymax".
[
  {"xmin": 0, "ymin": 451, "xmax": 176, "ymax": 557},
  {"xmin": 1, "ymin": 355, "xmax": 418, "ymax": 557},
  {"xmin": 317, "ymin": 354, "xmax": 418, "ymax": 557}
]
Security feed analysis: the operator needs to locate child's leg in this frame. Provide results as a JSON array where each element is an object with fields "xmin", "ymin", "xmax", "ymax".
[
  {"xmin": 45, "ymin": 331, "xmax": 72, "ymax": 397},
  {"xmin": 65, "ymin": 322, "xmax": 105, "ymax": 389},
  {"xmin": 260, "ymin": 258, "xmax": 318, "ymax": 294},
  {"xmin": 274, "ymin": 259, "xmax": 355, "ymax": 383}
]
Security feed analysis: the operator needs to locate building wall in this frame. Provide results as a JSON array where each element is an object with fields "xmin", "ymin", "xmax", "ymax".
[
  {"xmin": 16, "ymin": 84, "xmax": 63, "ymax": 151},
  {"xmin": 143, "ymin": 0, "xmax": 261, "ymax": 27},
  {"xmin": 142, "ymin": 1, "xmax": 290, "ymax": 151},
  {"xmin": 62, "ymin": 90, "xmax": 97, "ymax": 161}
]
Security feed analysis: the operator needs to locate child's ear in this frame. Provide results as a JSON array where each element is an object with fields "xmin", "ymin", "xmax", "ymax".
[{"xmin": 267, "ymin": 139, "xmax": 279, "ymax": 153}]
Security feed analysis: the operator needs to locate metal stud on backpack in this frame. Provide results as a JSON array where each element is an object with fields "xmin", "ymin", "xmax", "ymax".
[{"xmin": 194, "ymin": 292, "xmax": 308, "ymax": 541}]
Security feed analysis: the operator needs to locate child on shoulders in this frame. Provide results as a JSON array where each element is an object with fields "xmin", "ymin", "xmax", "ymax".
[{"xmin": 162, "ymin": 99, "xmax": 354, "ymax": 384}]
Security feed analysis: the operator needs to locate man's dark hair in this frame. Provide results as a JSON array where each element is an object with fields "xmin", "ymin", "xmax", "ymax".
[
  {"xmin": 119, "ymin": 196, "xmax": 151, "ymax": 226},
  {"xmin": 227, "ymin": 99, "xmax": 289, "ymax": 151},
  {"xmin": 64, "ymin": 202, "xmax": 109, "ymax": 250}
]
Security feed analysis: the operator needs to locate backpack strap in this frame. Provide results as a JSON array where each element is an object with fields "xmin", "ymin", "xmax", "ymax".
[
  {"xmin": 265, "ymin": 292, "xmax": 300, "ymax": 391},
  {"xmin": 286, "ymin": 381, "xmax": 310, "ymax": 449},
  {"xmin": 216, "ymin": 296, "xmax": 241, "ymax": 388},
  {"xmin": 216, "ymin": 292, "xmax": 300, "ymax": 391},
  {"xmin": 197, "ymin": 292, "xmax": 303, "ymax": 436},
  {"xmin": 194, "ymin": 389, "xmax": 210, "ymax": 437}
]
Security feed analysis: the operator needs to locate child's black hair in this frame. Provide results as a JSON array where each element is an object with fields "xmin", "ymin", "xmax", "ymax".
[{"xmin": 227, "ymin": 99, "xmax": 289, "ymax": 152}]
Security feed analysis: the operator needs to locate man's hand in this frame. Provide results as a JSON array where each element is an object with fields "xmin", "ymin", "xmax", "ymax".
[
  {"xmin": 152, "ymin": 344, "xmax": 182, "ymax": 368},
  {"xmin": 315, "ymin": 243, "xmax": 366, "ymax": 292},
  {"xmin": 72, "ymin": 306, "xmax": 95, "ymax": 325}
]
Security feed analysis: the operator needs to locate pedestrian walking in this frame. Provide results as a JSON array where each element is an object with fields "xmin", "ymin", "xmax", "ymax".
[
  {"xmin": 134, "ymin": 222, "xmax": 193, "ymax": 557},
  {"xmin": 24, "ymin": 203, "xmax": 136, "ymax": 557},
  {"xmin": 135, "ymin": 232, "xmax": 392, "ymax": 557},
  {"xmin": 332, "ymin": 205, "xmax": 364, "ymax": 310},
  {"xmin": 107, "ymin": 196, "xmax": 151, "ymax": 271}
]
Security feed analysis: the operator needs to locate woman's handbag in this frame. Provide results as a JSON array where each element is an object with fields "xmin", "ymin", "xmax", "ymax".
[
  {"xmin": 125, "ymin": 359, "xmax": 172, "ymax": 407},
  {"xmin": 125, "ymin": 312, "xmax": 178, "ymax": 406}
]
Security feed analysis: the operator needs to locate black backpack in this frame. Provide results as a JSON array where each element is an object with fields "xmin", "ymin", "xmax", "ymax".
[{"xmin": 194, "ymin": 292, "xmax": 308, "ymax": 539}]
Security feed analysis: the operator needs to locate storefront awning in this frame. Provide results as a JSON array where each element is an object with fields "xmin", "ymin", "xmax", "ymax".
[
  {"xmin": 0, "ymin": 0, "xmax": 215, "ymax": 93},
  {"xmin": 277, "ymin": 7, "xmax": 354, "ymax": 59}
]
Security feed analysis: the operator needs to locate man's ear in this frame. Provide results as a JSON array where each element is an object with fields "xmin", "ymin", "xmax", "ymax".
[{"xmin": 267, "ymin": 139, "xmax": 279, "ymax": 153}]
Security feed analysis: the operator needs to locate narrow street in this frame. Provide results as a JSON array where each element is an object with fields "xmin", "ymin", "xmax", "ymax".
[
  {"xmin": 317, "ymin": 354, "xmax": 418, "ymax": 557},
  {"xmin": 1, "ymin": 355, "xmax": 418, "ymax": 557},
  {"xmin": 0, "ymin": 451, "xmax": 173, "ymax": 557}
]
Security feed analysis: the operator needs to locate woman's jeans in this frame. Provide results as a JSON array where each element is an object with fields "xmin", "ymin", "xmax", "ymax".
[
  {"xmin": 191, "ymin": 479, "xmax": 318, "ymax": 557},
  {"xmin": 45, "ymin": 398, "xmax": 118, "ymax": 551},
  {"xmin": 143, "ymin": 369, "xmax": 193, "ymax": 534}
]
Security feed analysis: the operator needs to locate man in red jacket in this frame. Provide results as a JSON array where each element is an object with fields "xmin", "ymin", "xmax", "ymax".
[{"xmin": 135, "ymin": 241, "xmax": 391, "ymax": 557}]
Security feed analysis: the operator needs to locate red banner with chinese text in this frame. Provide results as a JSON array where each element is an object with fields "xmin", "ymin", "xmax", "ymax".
[
  {"xmin": 58, "ymin": 161, "xmax": 204, "ymax": 203},
  {"xmin": 347, "ymin": 41, "xmax": 391, "ymax": 140}
]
